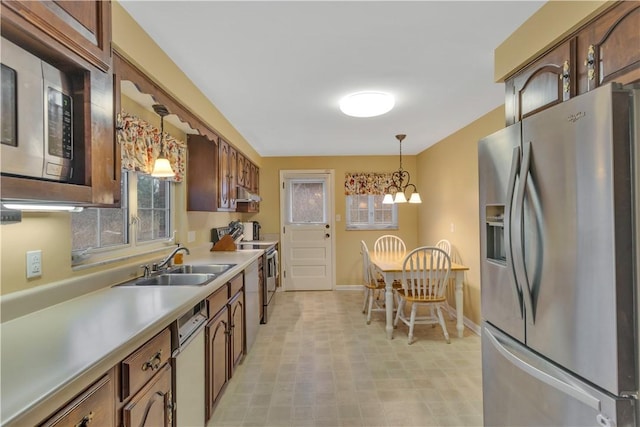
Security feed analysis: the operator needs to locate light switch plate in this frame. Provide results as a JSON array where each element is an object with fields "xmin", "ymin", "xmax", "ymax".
[
  {"xmin": 26, "ymin": 250, "xmax": 42, "ymax": 279},
  {"xmin": 188, "ymin": 231, "xmax": 196, "ymax": 243}
]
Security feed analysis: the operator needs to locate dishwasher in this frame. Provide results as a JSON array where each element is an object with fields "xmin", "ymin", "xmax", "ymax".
[{"xmin": 172, "ymin": 300, "xmax": 207, "ymax": 427}]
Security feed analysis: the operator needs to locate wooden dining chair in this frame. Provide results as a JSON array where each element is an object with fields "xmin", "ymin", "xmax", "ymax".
[
  {"xmin": 394, "ymin": 246, "xmax": 452, "ymax": 344},
  {"xmin": 435, "ymin": 239, "xmax": 451, "ymax": 257},
  {"xmin": 360, "ymin": 240, "xmax": 386, "ymax": 324},
  {"xmin": 373, "ymin": 235, "xmax": 406, "ymax": 261}
]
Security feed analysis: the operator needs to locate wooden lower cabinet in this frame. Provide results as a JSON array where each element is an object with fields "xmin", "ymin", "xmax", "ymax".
[
  {"xmin": 122, "ymin": 364, "xmax": 173, "ymax": 427},
  {"xmin": 205, "ymin": 305, "xmax": 230, "ymax": 421},
  {"xmin": 205, "ymin": 274, "xmax": 246, "ymax": 423},
  {"xmin": 230, "ymin": 290, "xmax": 245, "ymax": 372},
  {"xmin": 40, "ymin": 370, "xmax": 115, "ymax": 427}
]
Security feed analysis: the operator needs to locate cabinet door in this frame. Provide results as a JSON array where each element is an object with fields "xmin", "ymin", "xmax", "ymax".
[
  {"xmin": 40, "ymin": 371, "xmax": 115, "ymax": 427},
  {"xmin": 205, "ymin": 305, "xmax": 229, "ymax": 421},
  {"xmin": 187, "ymin": 134, "xmax": 218, "ymax": 211},
  {"xmin": 505, "ymin": 39, "xmax": 575, "ymax": 125},
  {"xmin": 122, "ymin": 364, "xmax": 173, "ymax": 427},
  {"xmin": 237, "ymin": 153, "xmax": 247, "ymax": 188},
  {"xmin": 229, "ymin": 145, "xmax": 237, "ymax": 211},
  {"xmin": 1, "ymin": 0, "xmax": 112, "ymax": 71},
  {"xmin": 229, "ymin": 291, "xmax": 245, "ymax": 373},
  {"xmin": 576, "ymin": 1, "xmax": 640, "ymax": 93},
  {"xmin": 218, "ymin": 139, "xmax": 231, "ymax": 210}
]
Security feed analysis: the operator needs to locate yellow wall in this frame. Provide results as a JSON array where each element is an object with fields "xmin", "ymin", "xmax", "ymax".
[
  {"xmin": 416, "ymin": 107, "xmax": 505, "ymax": 325},
  {"xmin": 256, "ymin": 156, "xmax": 419, "ymax": 287}
]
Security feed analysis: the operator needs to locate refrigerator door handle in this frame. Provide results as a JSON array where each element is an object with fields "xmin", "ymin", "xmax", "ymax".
[
  {"xmin": 485, "ymin": 326, "xmax": 601, "ymax": 411},
  {"xmin": 505, "ymin": 146, "xmax": 524, "ymax": 317},
  {"xmin": 513, "ymin": 141, "xmax": 535, "ymax": 324}
]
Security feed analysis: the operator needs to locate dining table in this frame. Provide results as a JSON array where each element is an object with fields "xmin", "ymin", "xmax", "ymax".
[{"xmin": 370, "ymin": 252, "xmax": 469, "ymax": 339}]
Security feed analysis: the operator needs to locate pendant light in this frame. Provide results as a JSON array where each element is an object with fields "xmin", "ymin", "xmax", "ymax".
[
  {"xmin": 383, "ymin": 134, "xmax": 421, "ymax": 204},
  {"xmin": 151, "ymin": 104, "xmax": 175, "ymax": 178}
]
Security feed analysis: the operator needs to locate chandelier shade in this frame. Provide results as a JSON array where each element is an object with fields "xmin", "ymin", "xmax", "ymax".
[
  {"xmin": 382, "ymin": 134, "xmax": 421, "ymax": 204},
  {"xmin": 151, "ymin": 104, "xmax": 176, "ymax": 178}
]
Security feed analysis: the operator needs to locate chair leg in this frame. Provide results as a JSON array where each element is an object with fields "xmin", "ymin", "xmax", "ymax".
[
  {"xmin": 394, "ymin": 299, "xmax": 404, "ymax": 327},
  {"xmin": 408, "ymin": 304, "xmax": 417, "ymax": 345},
  {"xmin": 436, "ymin": 306, "xmax": 450, "ymax": 344},
  {"xmin": 366, "ymin": 291, "xmax": 374, "ymax": 324},
  {"xmin": 362, "ymin": 287, "xmax": 368, "ymax": 314}
]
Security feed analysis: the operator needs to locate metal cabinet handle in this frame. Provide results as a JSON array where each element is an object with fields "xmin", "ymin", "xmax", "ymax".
[
  {"xmin": 75, "ymin": 412, "xmax": 94, "ymax": 427},
  {"xmin": 584, "ymin": 44, "xmax": 595, "ymax": 82},
  {"xmin": 141, "ymin": 350, "xmax": 162, "ymax": 371},
  {"xmin": 560, "ymin": 60, "xmax": 570, "ymax": 94}
]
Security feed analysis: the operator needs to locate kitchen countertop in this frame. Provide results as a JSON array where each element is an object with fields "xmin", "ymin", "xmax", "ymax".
[{"xmin": 0, "ymin": 248, "xmax": 263, "ymax": 426}]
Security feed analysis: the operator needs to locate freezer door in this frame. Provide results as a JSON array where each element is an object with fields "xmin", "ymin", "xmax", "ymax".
[
  {"xmin": 482, "ymin": 323, "xmax": 636, "ymax": 427},
  {"xmin": 520, "ymin": 83, "xmax": 635, "ymax": 395},
  {"xmin": 478, "ymin": 123, "xmax": 524, "ymax": 342}
]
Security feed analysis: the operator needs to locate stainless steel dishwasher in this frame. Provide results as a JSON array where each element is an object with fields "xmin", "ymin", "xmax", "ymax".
[{"xmin": 172, "ymin": 301, "xmax": 207, "ymax": 426}]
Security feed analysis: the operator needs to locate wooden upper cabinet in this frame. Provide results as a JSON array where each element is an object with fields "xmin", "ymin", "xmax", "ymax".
[
  {"xmin": 505, "ymin": 39, "xmax": 575, "ymax": 125},
  {"xmin": 236, "ymin": 153, "xmax": 247, "ymax": 188},
  {"xmin": 187, "ymin": 134, "xmax": 219, "ymax": 212},
  {"xmin": 1, "ymin": 0, "xmax": 112, "ymax": 72},
  {"xmin": 1, "ymin": 0, "xmax": 118, "ymax": 205},
  {"xmin": 576, "ymin": 1, "xmax": 640, "ymax": 93},
  {"xmin": 505, "ymin": 2, "xmax": 640, "ymax": 125},
  {"xmin": 218, "ymin": 139, "xmax": 237, "ymax": 211}
]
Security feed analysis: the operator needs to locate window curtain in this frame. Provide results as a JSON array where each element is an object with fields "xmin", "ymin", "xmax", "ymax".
[
  {"xmin": 344, "ymin": 172, "xmax": 392, "ymax": 195},
  {"xmin": 116, "ymin": 111, "xmax": 186, "ymax": 182}
]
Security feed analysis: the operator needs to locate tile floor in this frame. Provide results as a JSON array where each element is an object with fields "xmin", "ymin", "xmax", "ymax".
[{"xmin": 209, "ymin": 290, "xmax": 483, "ymax": 427}]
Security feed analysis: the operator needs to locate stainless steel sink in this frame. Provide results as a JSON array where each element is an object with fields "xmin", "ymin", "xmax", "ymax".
[
  {"xmin": 134, "ymin": 273, "xmax": 216, "ymax": 287},
  {"xmin": 169, "ymin": 263, "xmax": 236, "ymax": 275}
]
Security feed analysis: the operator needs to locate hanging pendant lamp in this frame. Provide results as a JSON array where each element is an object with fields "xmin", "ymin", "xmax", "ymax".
[
  {"xmin": 151, "ymin": 104, "xmax": 175, "ymax": 178},
  {"xmin": 383, "ymin": 134, "xmax": 421, "ymax": 204}
]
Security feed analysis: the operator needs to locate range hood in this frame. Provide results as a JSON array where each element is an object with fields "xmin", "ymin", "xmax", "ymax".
[{"xmin": 236, "ymin": 186, "xmax": 261, "ymax": 202}]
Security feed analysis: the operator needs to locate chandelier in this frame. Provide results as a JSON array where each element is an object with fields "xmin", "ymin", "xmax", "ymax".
[
  {"xmin": 150, "ymin": 104, "xmax": 175, "ymax": 178},
  {"xmin": 382, "ymin": 134, "xmax": 422, "ymax": 204}
]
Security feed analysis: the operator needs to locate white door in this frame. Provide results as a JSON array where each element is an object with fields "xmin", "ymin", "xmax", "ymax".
[{"xmin": 280, "ymin": 170, "xmax": 335, "ymax": 291}]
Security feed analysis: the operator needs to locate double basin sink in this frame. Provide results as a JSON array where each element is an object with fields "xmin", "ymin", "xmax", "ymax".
[{"xmin": 121, "ymin": 264, "xmax": 237, "ymax": 287}]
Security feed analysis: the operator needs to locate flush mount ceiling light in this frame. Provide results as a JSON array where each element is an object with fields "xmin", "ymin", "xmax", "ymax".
[
  {"xmin": 151, "ymin": 104, "xmax": 175, "ymax": 178},
  {"xmin": 339, "ymin": 91, "xmax": 395, "ymax": 118},
  {"xmin": 383, "ymin": 134, "xmax": 422, "ymax": 204}
]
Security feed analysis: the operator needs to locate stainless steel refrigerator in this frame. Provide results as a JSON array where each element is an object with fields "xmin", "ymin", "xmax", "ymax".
[{"xmin": 478, "ymin": 82, "xmax": 638, "ymax": 427}]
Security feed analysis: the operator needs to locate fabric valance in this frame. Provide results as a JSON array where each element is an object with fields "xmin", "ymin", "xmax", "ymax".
[
  {"xmin": 117, "ymin": 112, "xmax": 186, "ymax": 182},
  {"xmin": 344, "ymin": 172, "xmax": 392, "ymax": 196}
]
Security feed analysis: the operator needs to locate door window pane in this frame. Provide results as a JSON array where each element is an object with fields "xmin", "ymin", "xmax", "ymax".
[{"xmin": 289, "ymin": 180, "xmax": 326, "ymax": 223}]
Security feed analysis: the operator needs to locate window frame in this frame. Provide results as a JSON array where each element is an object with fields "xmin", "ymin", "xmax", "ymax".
[
  {"xmin": 345, "ymin": 194, "xmax": 398, "ymax": 231},
  {"xmin": 71, "ymin": 170, "xmax": 175, "ymax": 266}
]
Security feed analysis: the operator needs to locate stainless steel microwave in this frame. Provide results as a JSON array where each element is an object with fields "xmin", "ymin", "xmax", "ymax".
[{"xmin": 1, "ymin": 37, "xmax": 73, "ymax": 182}]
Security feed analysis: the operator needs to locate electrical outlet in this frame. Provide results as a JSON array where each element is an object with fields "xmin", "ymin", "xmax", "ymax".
[
  {"xmin": 450, "ymin": 222, "xmax": 455, "ymax": 233},
  {"xmin": 26, "ymin": 250, "xmax": 42, "ymax": 279},
  {"xmin": 188, "ymin": 231, "xmax": 196, "ymax": 243}
]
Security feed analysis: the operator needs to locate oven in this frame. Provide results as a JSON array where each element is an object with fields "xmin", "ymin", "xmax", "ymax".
[
  {"xmin": 237, "ymin": 241, "xmax": 278, "ymax": 324},
  {"xmin": 264, "ymin": 246, "xmax": 278, "ymax": 324}
]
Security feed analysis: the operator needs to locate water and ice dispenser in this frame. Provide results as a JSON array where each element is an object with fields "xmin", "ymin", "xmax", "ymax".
[{"xmin": 486, "ymin": 205, "xmax": 506, "ymax": 263}]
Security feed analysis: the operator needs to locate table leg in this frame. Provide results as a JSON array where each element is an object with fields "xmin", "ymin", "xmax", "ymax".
[
  {"xmin": 385, "ymin": 278, "xmax": 394, "ymax": 339},
  {"xmin": 455, "ymin": 272, "xmax": 464, "ymax": 337}
]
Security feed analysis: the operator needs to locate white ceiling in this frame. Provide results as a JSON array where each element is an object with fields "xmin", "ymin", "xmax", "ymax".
[{"xmin": 119, "ymin": 1, "xmax": 544, "ymax": 157}]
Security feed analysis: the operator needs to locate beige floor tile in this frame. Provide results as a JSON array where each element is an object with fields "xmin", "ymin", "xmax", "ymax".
[{"xmin": 210, "ymin": 290, "xmax": 483, "ymax": 427}]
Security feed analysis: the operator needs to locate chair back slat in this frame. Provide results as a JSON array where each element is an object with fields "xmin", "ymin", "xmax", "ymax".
[
  {"xmin": 402, "ymin": 246, "xmax": 451, "ymax": 299},
  {"xmin": 374, "ymin": 235, "xmax": 406, "ymax": 261}
]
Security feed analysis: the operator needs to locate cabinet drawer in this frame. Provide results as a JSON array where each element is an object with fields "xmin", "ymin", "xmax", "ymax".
[
  {"xmin": 40, "ymin": 371, "xmax": 115, "ymax": 427},
  {"xmin": 121, "ymin": 328, "xmax": 171, "ymax": 401},
  {"xmin": 122, "ymin": 364, "xmax": 172, "ymax": 427},
  {"xmin": 207, "ymin": 284, "xmax": 229, "ymax": 317},
  {"xmin": 230, "ymin": 273, "xmax": 244, "ymax": 297}
]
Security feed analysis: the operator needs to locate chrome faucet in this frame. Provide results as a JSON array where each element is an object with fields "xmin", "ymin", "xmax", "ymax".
[{"xmin": 154, "ymin": 245, "xmax": 190, "ymax": 271}]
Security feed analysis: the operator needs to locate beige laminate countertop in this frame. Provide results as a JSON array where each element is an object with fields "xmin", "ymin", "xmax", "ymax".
[{"xmin": 0, "ymin": 249, "xmax": 263, "ymax": 426}]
